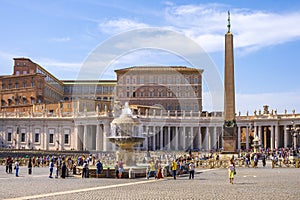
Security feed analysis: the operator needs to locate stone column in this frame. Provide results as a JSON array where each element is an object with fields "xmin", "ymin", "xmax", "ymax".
[
  {"xmin": 145, "ymin": 126, "xmax": 149, "ymax": 151},
  {"xmin": 213, "ymin": 126, "xmax": 217, "ymax": 150},
  {"xmin": 237, "ymin": 126, "xmax": 241, "ymax": 150},
  {"xmin": 198, "ymin": 126, "xmax": 201, "ymax": 150},
  {"xmin": 74, "ymin": 125, "xmax": 78, "ymax": 150},
  {"xmin": 205, "ymin": 127, "xmax": 209, "ymax": 151},
  {"xmin": 59, "ymin": 125, "xmax": 64, "ymax": 150},
  {"xmin": 275, "ymin": 125, "xmax": 279, "ymax": 149},
  {"xmin": 270, "ymin": 126, "xmax": 274, "ymax": 150},
  {"xmin": 96, "ymin": 124, "xmax": 100, "ymax": 151},
  {"xmin": 284, "ymin": 125, "xmax": 288, "ymax": 148},
  {"xmin": 190, "ymin": 127, "xmax": 194, "ymax": 150},
  {"xmin": 175, "ymin": 126, "xmax": 179, "ymax": 151},
  {"xmin": 83, "ymin": 125, "xmax": 87, "ymax": 151},
  {"xmin": 167, "ymin": 126, "xmax": 171, "ymax": 150},
  {"xmin": 152, "ymin": 126, "xmax": 156, "ymax": 151},
  {"xmin": 103, "ymin": 121, "xmax": 110, "ymax": 151},
  {"xmin": 160, "ymin": 126, "xmax": 163, "ymax": 150},
  {"xmin": 246, "ymin": 126, "xmax": 249, "ymax": 150},
  {"xmin": 44, "ymin": 125, "xmax": 48, "ymax": 150},
  {"xmin": 182, "ymin": 126, "xmax": 186, "ymax": 150},
  {"xmin": 258, "ymin": 126, "xmax": 262, "ymax": 146}
]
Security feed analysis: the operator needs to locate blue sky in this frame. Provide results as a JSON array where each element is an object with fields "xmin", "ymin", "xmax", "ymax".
[{"xmin": 1, "ymin": 0, "xmax": 300, "ymax": 114}]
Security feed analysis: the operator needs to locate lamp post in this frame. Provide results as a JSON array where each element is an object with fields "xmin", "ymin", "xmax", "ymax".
[{"xmin": 286, "ymin": 121, "xmax": 300, "ymax": 156}]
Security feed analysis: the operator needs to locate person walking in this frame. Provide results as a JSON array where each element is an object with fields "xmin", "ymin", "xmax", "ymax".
[
  {"xmin": 8, "ymin": 156, "xmax": 13, "ymax": 174},
  {"xmin": 28, "ymin": 157, "xmax": 33, "ymax": 175},
  {"xmin": 118, "ymin": 159, "xmax": 124, "ymax": 179},
  {"xmin": 5, "ymin": 156, "xmax": 11, "ymax": 173},
  {"xmin": 171, "ymin": 159, "xmax": 177, "ymax": 180},
  {"xmin": 115, "ymin": 162, "xmax": 119, "ymax": 179},
  {"xmin": 61, "ymin": 162, "xmax": 67, "ymax": 179},
  {"xmin": 15, "ymin": 160, "xmax": 19, "ymax": 177},
  {"xmin": 82, "ymin": 161, "xmax": 88, "ymax": 178},
  {"xmin": 228, "ymin": 158, "xmax": 235, "ymax": 184},
  {"xmin": 49, "ymin": 159, "xmax": 54, "ymax": 178},
  {"xmin": 96, "ymin": 160, "xmax": 103, "ymax": 178},
  {"xmin": 147, "ymin": 160, "xmax": 156, "ymax": 179},
  {"xmin": 189, "ymin": 161, "xmax": 195, "ymax": 180},
  {"xmin": 55, "ymin": 157, "xmax": 61, "ymax": 178},
  {"xmin": 262, "ymin": 153, "xmax": 266, "ymax": 167}
]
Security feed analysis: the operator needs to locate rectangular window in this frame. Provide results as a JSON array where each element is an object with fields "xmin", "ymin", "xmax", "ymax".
[
  {"xmin": 7, "ymin": 132, "xmax": 12, "ymax": 142},
  {"xmin": 23, "ymin": 82, "xmax": 26, "ymax": 88},
  {"xmin": 15, "ymin": 83, "xmax": 19, "ymax": 89},
  {"xmin": 140, "ymin": 92, "xmax": 144, "ymax": 97},
  {"xmin": 158, "ymin": 78, "xmax": 163, "ymax": 84},
  {"xmin": 49, "ymin": 134, "xmax": 54, "ymax": 143},
  {"xmin": 21, "ymin": 133, "xmax": 26, "ymax": 142},
  {"xmin": 149, "ymin": 76, "xmax": 154, "ymax": 83},
  {"xmin": 2, "ymin": 84, "xmax": 5, "ymax": 90},
  {"xmin": 103, "ymin": 86, "xmax": 108, "ymax": 94},
  {"xmin": 96, "ymin": 86, "xmax": 102, "ymax": 94},
  {"xmin": 35, "ymin": 133, "xmax": 39, "ymax": 143},
  {"xmin": 8, "ymin": 84, "xmax": 12, "ymax": 89},
  {"xmin": 16, "ymin": 71, "xmax": 20, "ymax": 75},
  {"xmin": 127, "ymin": 92, "xmax": 130, "ymax": 97},
  {"xmin": 31, "ymin": 82, "xmax": 35, "ymax": 87},
  {"xmin": 23, "ymin": 71, "xmax": 27, "ymax": 74},
  {"xmin": 110, "ymin": 86, "xmax": 114, "ymax": 93},
  {"xmin": 140, "ymin": 77, "xmax": 144, "ymax": 84},
  {"xmin": 49, "ymin": 129, "xmax": 54, "ymax": 144},
  {"xmin": 64, "ymin": 134, "xmax": 69, "ymax": 144}
]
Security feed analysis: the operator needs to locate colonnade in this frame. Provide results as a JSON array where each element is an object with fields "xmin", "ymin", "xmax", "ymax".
[
  {"xmin": 1, "ymin": 113, "xmax": 300, "ymax": 152},
  {"xmin": 142, "ymin": 125, "xmax": 223, "ymax": 151}
]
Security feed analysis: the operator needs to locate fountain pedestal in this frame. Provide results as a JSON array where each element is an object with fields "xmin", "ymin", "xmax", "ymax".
[{"xmin": 108, "ymin": 136, "xmax": 145, "ymax": 166}]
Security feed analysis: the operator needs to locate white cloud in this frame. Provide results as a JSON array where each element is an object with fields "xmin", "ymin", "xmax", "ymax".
[
  {"xmin": 164, "ymin": 4, "xmax": 300, "ymax": 53},
  {"xmin": 98, "ymin": 18, "xmax": 148, "ymax": 34},
  {"xmin": 96, "ymin": 4, "xmax": 300, "ymax": 54},
  {"xmin": 37, "ymin": 58, "xmax": 82, "ymax": 79}
]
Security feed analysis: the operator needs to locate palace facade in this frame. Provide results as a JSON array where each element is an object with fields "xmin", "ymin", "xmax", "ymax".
[{"xmin": 0, "ymin": 58, "xmax": 299, "ymax": 152}]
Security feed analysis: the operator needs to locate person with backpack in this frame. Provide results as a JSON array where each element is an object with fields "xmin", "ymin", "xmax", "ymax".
[{"xmin": 96, "ymin": 160, "xmax": 103, "ymax": 178}]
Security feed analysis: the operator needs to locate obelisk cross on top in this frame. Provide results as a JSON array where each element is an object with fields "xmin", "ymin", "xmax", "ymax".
[{"xmin": 223, "ymin": 11, "xmax": 237, "ymax": 153}]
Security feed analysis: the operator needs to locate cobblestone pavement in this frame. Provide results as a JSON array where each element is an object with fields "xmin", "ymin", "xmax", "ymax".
[{"xmin": 0, "ymin": 163, "xmax": 299, "ymax": 200}]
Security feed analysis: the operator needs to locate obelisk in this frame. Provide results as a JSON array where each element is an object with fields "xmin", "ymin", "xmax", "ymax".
[{"xmin": 222, "ymin": 11, "xmax": 237, "ymax": 152}]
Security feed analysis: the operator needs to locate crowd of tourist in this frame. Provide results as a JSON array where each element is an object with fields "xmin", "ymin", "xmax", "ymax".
[{"xmin": 2, "ymin": 147, "xmax": 299, "ymax": 181}]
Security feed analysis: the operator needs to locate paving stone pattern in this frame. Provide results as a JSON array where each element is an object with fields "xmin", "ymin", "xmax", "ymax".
[{"xmin": 0, "ymin": 163, "xmax": 299, "ymax": 200}]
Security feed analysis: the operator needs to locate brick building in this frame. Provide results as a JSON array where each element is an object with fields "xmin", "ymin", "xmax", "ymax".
[{"xmin": 115, "ymin": 66, "xmax": 203, "ymax": 115}]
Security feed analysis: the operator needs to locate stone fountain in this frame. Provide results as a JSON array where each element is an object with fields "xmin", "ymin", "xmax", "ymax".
[
  {"xmin": 108, "ymin": 102, "xmax": 145, "ymax": 167},
  {"xmin": 252, "ymin": 135, "xmax": 261, "ymax": 153}
]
